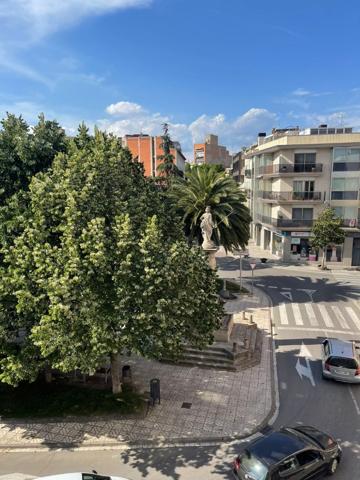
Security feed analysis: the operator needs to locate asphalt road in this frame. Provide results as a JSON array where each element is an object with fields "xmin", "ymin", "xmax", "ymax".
[{"xmin": 1, "ymin": 260, "xmax": 360, "ymax": 479}]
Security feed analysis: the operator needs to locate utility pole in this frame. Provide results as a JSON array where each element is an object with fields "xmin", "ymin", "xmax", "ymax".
[{"xmin": 249, "ymin": 262, "xmax": 256, "ymax": 295}]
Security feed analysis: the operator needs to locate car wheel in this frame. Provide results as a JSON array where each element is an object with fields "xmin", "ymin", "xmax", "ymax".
[{"xmin": 327, "ymin": 458, "xmax": 338, "ymax": 475}]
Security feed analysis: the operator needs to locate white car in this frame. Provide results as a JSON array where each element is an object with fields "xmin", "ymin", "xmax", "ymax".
[{"xmin": 37, "ymin": 473, "xmax": 130, "ymax": 480}]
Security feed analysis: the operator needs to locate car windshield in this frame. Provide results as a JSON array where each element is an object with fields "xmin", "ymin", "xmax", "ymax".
[
  {"xmin": 294, "ymin": 426, "xmax": 336, "ymax": 450},
  {"xmin": 240, "ymin": 453, "xmax": 268, "ymax": 480},
  {"xmin": 328, "ymin": 356, "xmax": 358, "ymax": 369}
]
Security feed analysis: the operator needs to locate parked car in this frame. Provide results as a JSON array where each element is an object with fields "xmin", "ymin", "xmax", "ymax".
[
  {"xmin": 322, "ymin": 338, "xmax": 360, "ymax": 383},
  {"xmin": 232, "ymin": 426, "xmax": 341, "ymax": 479},
  {"xmin": 37, "ymin": 473, "xmax": 129, "ymax": 480}
]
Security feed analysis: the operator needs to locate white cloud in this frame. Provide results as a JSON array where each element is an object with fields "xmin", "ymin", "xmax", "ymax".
[
  {"xmin": 292, "ymin": 88, "xmax": 311, "ymax": 97},
  {"xmin": 101, "ymin": 104, "xmax": 278, "ymax": 156},
  {"xmin": 0, "ymin": 0, "xmax": 152, "ymax": 41},
  {"xmin": 106, "ymin": 101, "xmax": 144, "ymax": 116}
]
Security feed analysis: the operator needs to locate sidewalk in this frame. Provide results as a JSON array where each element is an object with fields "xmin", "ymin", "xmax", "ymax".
[{"xmin": 0, "ymin": 288, "xmax": 275, "ymax": 451}]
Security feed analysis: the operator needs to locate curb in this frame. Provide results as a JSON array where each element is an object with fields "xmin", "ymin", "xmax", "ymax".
[{"xmin": 0, "ymin": 285, "xmax": 279, "ymax": 453}]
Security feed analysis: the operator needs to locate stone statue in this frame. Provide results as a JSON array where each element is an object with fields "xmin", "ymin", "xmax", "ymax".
[{"xmin": 200, "ymin": 206, "xmax": 215, "ymax": 249}]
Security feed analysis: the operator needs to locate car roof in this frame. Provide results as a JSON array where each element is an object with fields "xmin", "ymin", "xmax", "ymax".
[
  {"xmin": 37, "ymin": 474, "xmax": 129, "ymax": 480},
  {"xmin": 326, "ymin": 338, "xmax": 354, "ymax": 358},
  {"xmin": 247, "ymin": 430, "xmax": 308, "ymax": 466}
]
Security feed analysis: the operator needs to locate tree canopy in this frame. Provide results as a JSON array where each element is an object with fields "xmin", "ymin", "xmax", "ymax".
[
  {"xmin": 0, "ymin": 128, "xmax": 223, "ymax": 393},
  {"xmin": 311, "ymin": 207, "xmax": 345, "ymax": 268},
  {"xmin": 169, "ymin": 163, "xmax": 251, "ymax": 251}
]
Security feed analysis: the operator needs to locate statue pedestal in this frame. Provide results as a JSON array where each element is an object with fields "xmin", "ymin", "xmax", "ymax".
[{"xmin": 203, "ymin": 246, "xmax": 219, "ymax": 269}]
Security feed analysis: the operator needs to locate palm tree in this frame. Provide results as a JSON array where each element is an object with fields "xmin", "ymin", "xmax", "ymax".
[{"xmin": 169, "ymin": 164, "xmax": 251, "ymax": 251}]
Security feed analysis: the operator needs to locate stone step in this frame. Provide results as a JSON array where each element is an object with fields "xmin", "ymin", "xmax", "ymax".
[
  {"xmin": 181, "ymin": 353, "xmax": 234, "ymax": 365},
  {"xmin": 172, "ymin": 358, "xmax": 237, "ymax": 371},
  {"xmin": 183, "ymin": 346, "xmax": 233, "ymax": 359}
]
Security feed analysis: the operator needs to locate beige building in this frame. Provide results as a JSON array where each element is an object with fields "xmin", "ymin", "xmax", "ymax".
[
  {"xmin": 245, "ymin": 125, "xmax": 360, "ymax": 266},
  {"xmin": 194, "ymin": 134, "xmax": 232, "ymax": 168}
]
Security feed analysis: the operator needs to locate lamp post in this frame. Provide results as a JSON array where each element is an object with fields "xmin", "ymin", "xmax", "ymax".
[{"xmin": 249, "ymin": 261, "xmax": 256, "ymax": 296}]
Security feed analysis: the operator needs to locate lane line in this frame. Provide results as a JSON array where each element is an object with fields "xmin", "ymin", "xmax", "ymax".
[
  {"xmin": 277, "ymin": 326, "xmax": 359, "ymax": 335},
  {"xmin": 292, "ymin": 303, "xmax": 303, "ymax": 326},
  {"xmin": 317, "ymin": 304, "xmax": 334, "ymax": 328},
  {"xmin": 282, "ymin": 287, "xmax": 292, "ymax": 290},
  {"xmin": 256, "ymin": 283, "xmax": 265, "ymax": 287},
  {"xmin": 280, "ymin": 382, "xmax": 287, "ymax": 390},
  {"xmin": 305, "ymin": 303, "xmax": 319, "ymax": 327},
  {"xmin": 331, "ymin": 305, "xmax": 350, "ymax": 329},
  {"xmin": 278, "ymin": 303, "xmax": 289, "ymax": 325},
  {"xmin": 345, "ymin": 307, "xmax": 360, "ymax": 331},
  {"xmin": 349, "ymin": 386, "xmax": 360, "ymax": 416},
  {"xmin": 269, "ymin": 286, "xmax": 278, "ymax": 289}
]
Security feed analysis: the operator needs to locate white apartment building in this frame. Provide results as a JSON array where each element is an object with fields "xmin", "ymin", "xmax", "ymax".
[{"xmin": 245, "ymin": 125, "xmax": 360, "ymax": 266}]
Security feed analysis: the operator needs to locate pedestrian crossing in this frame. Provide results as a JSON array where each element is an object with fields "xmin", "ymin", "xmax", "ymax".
[
  {"xmin": 273, "ymin": 301, "xmax": 360, "ymax": 333},
  {"xmin": 331, "ymin": 270, "xmax": 360, "ymax": 288}
]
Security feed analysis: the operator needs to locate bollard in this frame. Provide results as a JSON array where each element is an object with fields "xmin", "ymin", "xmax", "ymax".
[
  {"xmin": 242, "ymin": 311, "xmax": 246, "ymax": 321},
  {"xmin": 150, "ymin": 378, "xmax": 161, "ymax": 405},
  {"xmin": 250, "ymin": 314, "xmax": 254, "ymax": 324}
]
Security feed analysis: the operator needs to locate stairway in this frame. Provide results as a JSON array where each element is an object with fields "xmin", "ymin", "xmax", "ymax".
[{"xmin": 173, "ymin": 345, "xmax": 236, "ymax": 371}]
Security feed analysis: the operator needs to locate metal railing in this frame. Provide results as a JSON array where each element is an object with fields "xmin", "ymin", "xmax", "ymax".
[
  {"xmin": 258, "ymin": 164, "xmax": 323, "ymax": 175},
  {"xmin": 256, "ymin": 214, "xmax": 314, "ymax": 228},
  {"xmin": 259, "ymin": 191, "xmax": 322, "ymax": 201}
]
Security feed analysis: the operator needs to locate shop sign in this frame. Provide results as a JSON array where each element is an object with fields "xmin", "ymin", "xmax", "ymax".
[
  {"xmin": 291, "ymin": 231, "xmax": 313, "ymax": 237},
  {"xmin": 291, "ymin": 238, "xmax": 301, "ymax": 244}
]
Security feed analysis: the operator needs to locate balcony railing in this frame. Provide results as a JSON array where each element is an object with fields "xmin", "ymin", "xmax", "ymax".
[
  {"xmin": 341, "ymin": 218, "xmax": 360, "ymax": 227},
  {"xmin": 256, "ymin": 214, "xmax": 314, "ymax": 228},
  {"xmin": 258, "ymin": 163, "xmax": 323, "ymax": 175},
  {"xmin": 259, "ymin": 191, "xmax": 322, "ymax": 201},
  {"xmin": 331, "ymin": 191, "xmax": 358, "ymax": 200}
]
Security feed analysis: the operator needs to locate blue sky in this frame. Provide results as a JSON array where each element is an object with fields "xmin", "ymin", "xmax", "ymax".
[{"xmin": 1, "ymin": 0, "xmax": 360, "ymax": 158}]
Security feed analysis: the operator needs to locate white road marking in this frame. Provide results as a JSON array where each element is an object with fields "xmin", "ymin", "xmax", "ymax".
[
  {"xmin": 318, "ymin": 304, "xmax": 334, "ymax": 328},
  {"xmin": 269, "ymin": 286, "xmax": 278, "ymax": 289},
  {"xmin": 345, "ymin": 307, "xmax": 360, "ymax": 331},
  {"xmin": 295, "ymin": 342, "xmax": 315, "ymax": 387},
  {"xmin": 331, "ymin": 305, "xmax": 350, "ymax": 329},
  {"xmin": 277, "ymin": 326, "xmax": 359, "ymax": 335},
  {"xmin": 349, "ymin": 386, "xmax": 360, "ymax": 416},
  {"xmin": 292, "ymin": 303, "xmax": 303, "ymax": 325},
  {"xmin": 256, "ymin": 283, "xmax": 265, "ymax": 287},
  {"xmin": 280, "ymin": 291, "xmax": 293, "ymax": 301},
  {"xmin": 305, "ymin": 303, "xmax": 319, "ymax": 327},
  {"xmin": 280, "ymin": 382, "xmax": 287, "ymax": 390},
  {"xmin": 297, "ymin": 288, "xmax": 317, "ymax": 302},
  {"xmin": 279, "ymin": 303, "xmax": 289, "ymax": 325},
  {"xmin": 282, "ymin": 287, "xmax": 292, "ymax": 290}
]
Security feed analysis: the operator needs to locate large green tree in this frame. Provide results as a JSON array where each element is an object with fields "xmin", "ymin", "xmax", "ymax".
[
  {"xmin": 311, "ymin": 208, "xmax": 345, "ymax": 269},
  {"xmin": 0, "ymin": 129, "xmax": 222, "ymax": 393},
  {"xmin": 0, "ymin": 113, "xmax": 67, "ymax": 203},
  {"xmin": 169, "ymin": 163, "xmax": 251, "ymax": 251},
  {"xmin": 156, "ymin": 123, "xmax": 181, "ymax": 181}
]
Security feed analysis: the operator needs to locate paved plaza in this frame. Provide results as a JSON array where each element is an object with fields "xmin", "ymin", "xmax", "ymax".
[{"xmin": 0, "ymin": 287, "xmax": 274, "ymax": 450}]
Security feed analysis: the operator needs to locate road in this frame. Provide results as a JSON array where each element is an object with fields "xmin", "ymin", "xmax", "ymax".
[{"xmin": 1, "ymin": 259, "xmax": 360, "ymax": 479}]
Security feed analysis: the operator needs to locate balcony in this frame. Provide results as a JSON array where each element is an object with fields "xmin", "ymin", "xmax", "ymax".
[
  {"xmin": 341, "ymin": 218, "xmax": 360, "ymax": 228},
  {"xmin": 259, "ymin": 191, "xmax": 322, "ymax": 202},
  {"xmin": 245, "ymin": 169, "xmax": 252, "ymax": 178},
  {"xmin": 256, "ymin": 214, "xmax": 314, "ymax": 228},
  {"xmin": 258, "ymin": 163, "xmax": 323, "ymax": 177},
  {"xmin": 331, "ymin": 191, "xmax": 358, "ymax": 200}
]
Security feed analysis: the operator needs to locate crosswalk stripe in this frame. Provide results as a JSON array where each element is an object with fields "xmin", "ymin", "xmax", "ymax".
[
  {"xmin": 279, "ymin": 303, "xmax": 289, "ymax": 325},
  {"xmin": 317, "ymin": 304, "xmax": 334, "ymax": 328},
  {"xmin": 292, "ymin": 303, "xmax": 303, "ymax": 325},
  {"xmin": 331, "ymin": 305, "xmax": 350, "ymax": 329},
  {"xmin": 345, "ymin": 307, "xmax": 360, "ymax": 331},
  {"xmin": 305, "ymin": 303, "xmax": 319, "ymax": 326}
]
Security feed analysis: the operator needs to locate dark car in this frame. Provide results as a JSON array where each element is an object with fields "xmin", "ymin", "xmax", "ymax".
[{"xmin": 233, "ymin": 426, "xmax": 342, "ymax": 480}]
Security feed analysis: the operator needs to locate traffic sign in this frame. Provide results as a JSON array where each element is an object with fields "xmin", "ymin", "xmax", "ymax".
[{"xmin": 250, "ymin": 262, "xmax": 256, "ymax": 270}]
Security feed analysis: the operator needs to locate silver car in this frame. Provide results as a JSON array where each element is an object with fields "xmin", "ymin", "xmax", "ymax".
[{"xmin": 322, "ymin": 338, "xmax": 360, "ymax": 383}]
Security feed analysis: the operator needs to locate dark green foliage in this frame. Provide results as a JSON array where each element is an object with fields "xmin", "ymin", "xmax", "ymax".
[{"xmin": 170, "ymin": 163, "xmax": 251, "ymax": 251}]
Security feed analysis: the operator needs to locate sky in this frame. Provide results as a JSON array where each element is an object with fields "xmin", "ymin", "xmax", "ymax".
[{"xmin": 1, "ymin": 0, "xmax": 360, "ymax": 159}]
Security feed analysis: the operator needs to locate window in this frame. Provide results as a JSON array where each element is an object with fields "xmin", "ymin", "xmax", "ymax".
[
  {"xmin": 331, "ymin": 177, "xmax": 359, "ymax": 200},
  {"xmin": 296, "ymin": 451, "xmax": 321, "ymax": 467},
  {"xmin": 323, "ymin": 340, "xmax": 330, "ymax": 357},
  {"xmin": 328, "ymin": 357, "xmax": 359, "ymax": 369},
  {"xmin": 333, "ymin": 147, "xmax": 360, "ymax": 172},
  {"xmin": 278, "ymin": 458, "xmax": 297, "ymax": 474},
  {"xmin": 239, "ymin": 453, "xmax": 269, "ymax": 480},
  {"xmin": 294, "ymin": 153, "xmax": 316, "ymax": 172},
  {"xmin": 292, "ymin": 208, "xmax": 313, "ymax": 220}
]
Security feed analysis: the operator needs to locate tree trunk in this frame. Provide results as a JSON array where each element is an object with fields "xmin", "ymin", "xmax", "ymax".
[
  {"xmin": 110, "ymin": 352, "xmax": 122, "ymax": 394},
  {"xmin": 44, "ymin": 364, "xmax": 52, "ymax": 383},
  {"xmin": 321, "ymin": 247, "xmax": 326, "ymax": 269}
]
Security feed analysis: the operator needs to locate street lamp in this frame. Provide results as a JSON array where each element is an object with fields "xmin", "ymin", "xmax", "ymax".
[{"xmin": 249, "ymin": 261, "xmax": 256, "ymax": 296}]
